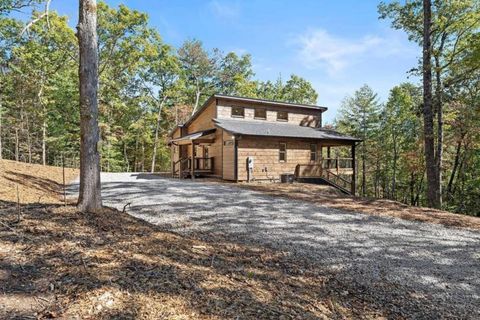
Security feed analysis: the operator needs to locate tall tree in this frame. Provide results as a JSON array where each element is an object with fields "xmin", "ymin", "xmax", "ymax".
[
  {"xmin": 281, "ymin": 74, "xmax": 318, "ymax": 105},
  {"xmin": 77, "ymin": 0, "xmax": 102, "ymax": 212},
  {"xmin": 378, "ymin": 0, "xmax": 480, "ymax": 208},
  {"xmin": 337, "ymin": 85, "xmax": 381, "ymax": 197},
  {"xmin": 178, "ymin": 39, "xmax": 216, "ymax": 114},
  {"xmin": 422, "ymin": 0, "xmax": 438, "ymax": 208}
]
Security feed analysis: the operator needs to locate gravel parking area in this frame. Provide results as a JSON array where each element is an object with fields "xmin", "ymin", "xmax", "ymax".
[{"xmin": 82, "ymin": 173, "xmax": 480, "ymax": 318}]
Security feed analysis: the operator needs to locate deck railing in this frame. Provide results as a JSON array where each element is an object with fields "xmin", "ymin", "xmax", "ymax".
[
  {"xmin": 321, "ymin": 157, "xmax": 353, "ymax": 171},
  {"xmin": 173, "ymin": 157, "xmax": 214, "ymax": 177},
  {"xmin": 194, "ymin": 157, "xmax": 214, "ymax": 171}
]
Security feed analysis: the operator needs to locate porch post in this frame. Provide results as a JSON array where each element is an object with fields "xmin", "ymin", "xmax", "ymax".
[
  {"xmin": 191, "ymin": 142, "xmax": 195, "ymax": 180},
  {"xmin": 351, "ymin": 143, "xmax": 356, "ymax": 195},
  {"xmin": 327, "ymin": 146, "xmax": 331, "ymax": 169}
]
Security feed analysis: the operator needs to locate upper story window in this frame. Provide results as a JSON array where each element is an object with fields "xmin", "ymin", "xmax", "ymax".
[
  {"xmin": 231, "ymin": 106, "xmax": 244, "ymax": 118},
  {"xmin": 277, "ymin": 111, "xmax": 288, "ymax": 121},
  {"xmin": 254, "ymin": 108, "xmax": 266, "ymax": 119},
  {"xmin": 310, "ymin": 144, "xmax": 317, "ymax": 161}
]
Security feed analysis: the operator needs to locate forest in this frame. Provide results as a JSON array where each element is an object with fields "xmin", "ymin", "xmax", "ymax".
[{"xmin": 0, "ymin": 1, "xmax": 479, "ymax": 216}]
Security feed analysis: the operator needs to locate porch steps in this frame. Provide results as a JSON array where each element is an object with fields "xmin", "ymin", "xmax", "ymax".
[{"xmin": 318, "ymin": 177, "xmax": 352, "ymax": 195}]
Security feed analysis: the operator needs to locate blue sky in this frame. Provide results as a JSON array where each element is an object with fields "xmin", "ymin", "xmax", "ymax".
[{"xmin": 16, "ymin": 0, "xmax": 420, "ymax": 123}]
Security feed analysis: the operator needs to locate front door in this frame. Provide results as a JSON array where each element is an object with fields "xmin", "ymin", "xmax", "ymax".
[{"xmin": 203, "ymin": 146, "xmax": 209, "ymax": 169}]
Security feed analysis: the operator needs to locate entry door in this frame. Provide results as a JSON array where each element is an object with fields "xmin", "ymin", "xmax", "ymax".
[{"xmin": 203, "ymin": 146, "xmax": 210, "ymax": 169}]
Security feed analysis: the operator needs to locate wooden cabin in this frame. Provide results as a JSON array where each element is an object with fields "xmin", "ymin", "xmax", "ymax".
[{"xmin": 169, "ymin": 94, "xmax": 361, "ymax": 194}]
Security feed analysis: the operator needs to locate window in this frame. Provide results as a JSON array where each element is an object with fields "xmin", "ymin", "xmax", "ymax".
[
  {"xmin": 310, "ymin": 144, "xmax": 317, "ymax": 161},
  {"xmin": 279, "ymin": 143, "xmax": 287, "ymax": 162},
  {"xmin": 231, "ymin": 106, "xmax": 244, "ymax": 118},
  {"xmin": 277, "ymin": 111, "xmax": 288, "ymax": 121},
  {"xmin": 254, "ymin": 108, "xmax": 266, "ymax": 119}
]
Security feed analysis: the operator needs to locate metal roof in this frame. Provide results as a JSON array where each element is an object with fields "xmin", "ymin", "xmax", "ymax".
[
  {"xmin": 213, "ymin": 118, "xmax": 361, "ymax": 142},
  {"xmin": 170, "ymin": 128, "xmax": 216, "ymax": 144},
  {"xmin": 214, "ymin": 94, "xmax": 327, "ymax": 111}
]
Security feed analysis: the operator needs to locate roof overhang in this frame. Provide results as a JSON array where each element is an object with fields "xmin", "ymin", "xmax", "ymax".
[
  {"xmin": 213, "ymin": 118, "xmax": 361, "ymax": 144},
  {"xmin": 169, "ymin": 128, "xmax": 216, "ymax": 145}
]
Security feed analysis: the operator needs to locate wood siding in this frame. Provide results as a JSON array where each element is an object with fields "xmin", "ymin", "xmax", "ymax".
[
  {"xmin": 216, "ymin": 99, "xmax": 322, "ymax": 127},
  {"xmin": 222, "ymin": 130, "xmax": 236, "ymax": 180},
  {"xmin": 237, "ymin": 137, "xmax": 321, "ymax": 181},
  {"xmin": 187, "ymin": 101, "xmax": 216, "ymax": 133}
]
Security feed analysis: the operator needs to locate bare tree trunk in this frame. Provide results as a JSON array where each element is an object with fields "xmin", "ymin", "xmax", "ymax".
[
  {"xmin": 0, "ymin": 98, "xmax": 2, "ymax": 160},
  {"xmin": 151, "ymin": 97, "xmax": 167, "ymax": 173},
  {"xmin": 361, "ymin": 142, "xmax": 366, "ymax": 197},
  {"xmin": 192, "ymin": 88, "xmax": 201, "ymax": 115},
  {"xmin": 77, "ymin": 0, "xmax": 102, "ymax": 213},
  {"xmin": 434, "ymin": 58, "xmax": 443, "ymax": 208},
  {"xmin": 141, "ymin": 140, "xmax": 145, "ymax": 172},
  {"xmin": 134, "ymin": 136, "xmax": 138, "ymax": 171},
  {"xmin": 422, "ymin": 0, "xmax": 439, "ymax": 208},
  {"xmin": 38, "ymin": 82, "xmax": 46, "ymax": 165},
  {"xmin": 15, "ymin": 127, "xmax": 19, "ymax": 161},
  {"xmin": 123, "ymin": 141, "xmax": 129, "ymax": 172},
  {"xmin": 25, "ymin": 114, "xmax": 32, "ymax": 163},
  {"xmin": 391, "ymin": 135, "xmax": 398, "ymax": 200},
  {"xmin": 447, "ymin": 139, "xmax": 462, "ymax": 197}
]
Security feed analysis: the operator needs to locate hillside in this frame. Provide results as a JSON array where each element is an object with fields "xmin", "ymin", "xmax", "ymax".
[{"xmin": 0, "ymin": 160, "xmax": 78, "ymax": 204}]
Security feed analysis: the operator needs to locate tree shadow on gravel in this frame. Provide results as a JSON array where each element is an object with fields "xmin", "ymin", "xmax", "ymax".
[
  {"xmin": 80, "ymin": 176, "xmax": 480, "ymax": 319},
  {"xmin": 1, "ymin": 200, "xmax": 389, "ymax": 319}
]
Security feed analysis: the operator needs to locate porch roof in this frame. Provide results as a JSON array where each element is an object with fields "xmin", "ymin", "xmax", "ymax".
[
  {"xmin": 213, "ymin": 118, "xmax": 361, "ymax": 143},
  {"xmin": 170, "ymin": 128, "xmax": 216, "ymax": 145}
]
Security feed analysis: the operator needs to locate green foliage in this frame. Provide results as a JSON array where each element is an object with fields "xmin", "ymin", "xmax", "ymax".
[{"xmin": 0, "ymin": 2, "xmax": 319, "ymax": 174}]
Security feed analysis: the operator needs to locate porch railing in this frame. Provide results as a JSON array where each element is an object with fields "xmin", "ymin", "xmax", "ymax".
[
  {"xmin": 194, "ymin": 157, "xmax": 214, "ymax": 171},
  {"xmin": 321, "ymin": 157, "xmax": 353, "ymax": 172},
  {"xmin": 173, "ymin": 157, "xmax": 214, "ymax": 177}
]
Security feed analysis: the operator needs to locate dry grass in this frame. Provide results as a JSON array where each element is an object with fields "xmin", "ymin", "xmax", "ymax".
[
  {"xmin": 236, "ymin": 182, "xmax": 480, "ymax": 230},
  {"xmin": 0, "ymin": 160, "xmax": 78, "ymax": 204}
]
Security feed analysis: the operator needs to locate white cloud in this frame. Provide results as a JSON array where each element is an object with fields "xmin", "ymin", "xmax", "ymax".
[
  {"xmin": 294, "ymin": 28, "xmax": 416, "ymax": 76},
  {"xmin": 208, "ymin": 1, "xmax": 240, "ymax": 20}
]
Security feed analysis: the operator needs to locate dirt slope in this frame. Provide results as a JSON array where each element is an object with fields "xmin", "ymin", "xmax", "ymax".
[{"xmin": 0, "ymin": 160, "xmax": 78, "ymax": 204}]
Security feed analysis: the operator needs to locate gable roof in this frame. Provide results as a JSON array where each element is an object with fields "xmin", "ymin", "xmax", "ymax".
[{"xmin": 213, "ymin": 118, "xmax": 361, "ymax": 142}]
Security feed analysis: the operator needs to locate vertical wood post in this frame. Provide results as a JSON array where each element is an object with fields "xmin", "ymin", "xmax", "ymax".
[
  {"xmin": 327, "ymin": 146, "xmax": 331, "ymax": 169},
  {"xmin": 351, "ymin": 143, "xmax": 356, "ymax": 196},
  {"xmin": 191, "ymin": 142, "xmax": 195, "ymax": 180}
]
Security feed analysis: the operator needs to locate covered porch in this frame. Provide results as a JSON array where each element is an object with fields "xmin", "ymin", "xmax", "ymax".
[
  {"xmin": 170, "ymin": 129, "xmax": 217, "ymax": 179},
  {"xmin": 295, "ymin": 142, "xmax": 358, "ymax": 195}
]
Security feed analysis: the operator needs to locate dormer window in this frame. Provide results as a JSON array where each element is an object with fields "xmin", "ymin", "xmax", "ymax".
[
  {"xmin": 277, "ymin": 111, "xmax": 288, "ymax": 121},
  {"xmin": 231, "ymin": 106, "xmax": 244, "ymax": 118},
  {"xmin": 254, "ymin": 108, "xmax": 266, "ymax": 119}
]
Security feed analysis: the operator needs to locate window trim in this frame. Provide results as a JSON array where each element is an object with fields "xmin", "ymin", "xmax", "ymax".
[
  {"xmin": 254, "ymin": 108, "xmax": 267, "ymax": 120},
  {"xmin": 279, "ymin": 142, "xmax": 287, "ymax": 162},
  {"xmin": 231, "ymin": 106, "xmax": 245, "ymax": 118},
  {"xmin": 277, "ymin": 111, "xmax": 289, "ymax": 122},
  {"xmin": 310, "ymin": 143, "xmax": 317, "ymax": 162}
]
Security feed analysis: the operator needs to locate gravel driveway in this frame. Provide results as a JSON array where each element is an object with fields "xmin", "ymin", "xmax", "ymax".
[{"xmin": 81, "ymin": 173, "xmax": 480, "ymax": 318}]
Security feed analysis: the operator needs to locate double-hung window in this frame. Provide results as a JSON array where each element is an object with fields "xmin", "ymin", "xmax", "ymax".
[
  {"xmin": 310, "ymin": 144, "xmax": 317, "ymax": 161},
  {"xmin": 279, "ymin": 143, "xmax": 287, "ymax": 162}
]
